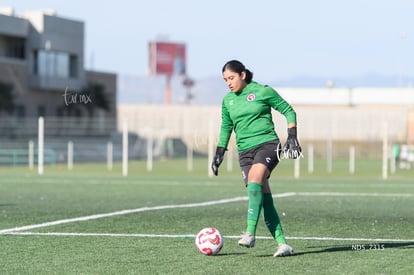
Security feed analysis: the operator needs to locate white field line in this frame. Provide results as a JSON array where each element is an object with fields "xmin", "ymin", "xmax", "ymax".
[
  {"xmin": 4, "ymin": 232, "xmax": 414, "ymax": 243},
  {"xmin": 0, "ymin": 193, "xmax": 295, "ymax": 234},
  {"xmin": 296, "ymin": 192, "xmax": 414, "ymax": 197},
  {"xmin": 0, "ymin": 191, "xmax": 411, "ymax": 235}
]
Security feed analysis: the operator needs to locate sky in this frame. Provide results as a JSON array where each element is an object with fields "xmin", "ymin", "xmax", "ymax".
[{"xmin": 2, "ymin": 0, "xmax": 414, "ymax": 84}]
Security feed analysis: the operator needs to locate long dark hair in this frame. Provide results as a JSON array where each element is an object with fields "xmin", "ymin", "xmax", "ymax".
[{"xmin": 222, "ymin": 60, "xmax": 253, "ymax": 83}]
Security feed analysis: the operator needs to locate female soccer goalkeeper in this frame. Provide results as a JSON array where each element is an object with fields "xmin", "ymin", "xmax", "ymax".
[{"xmin": 211, "ymin": 60, "xmax": 301, "ymax": 257}]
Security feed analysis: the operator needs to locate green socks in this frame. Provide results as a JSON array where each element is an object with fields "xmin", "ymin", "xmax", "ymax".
[
  {"xmin": 245, "ymin": 184, "xmax": 287, "ymax": 245},
  {"xmin": 245, "ymin": 183, "xmax": 263, "ymax": 235},
  {"xmin": 263, "ymin": 193, "xmax": 287, "ymax": 244}
]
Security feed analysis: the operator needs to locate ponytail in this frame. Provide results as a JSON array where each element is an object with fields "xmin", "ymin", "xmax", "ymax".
[
  {"xmin": 222, "ymin": 60, "xmax": 254, "ymax": 83},
  {"xmin": 244, "ymin": 69, "xmax": 253, "ymax": 84}
]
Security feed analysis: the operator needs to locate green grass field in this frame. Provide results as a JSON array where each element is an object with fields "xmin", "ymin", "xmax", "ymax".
[{"xmin": 0, "ymin": 158, "xmax": 413, "ymax": 274}]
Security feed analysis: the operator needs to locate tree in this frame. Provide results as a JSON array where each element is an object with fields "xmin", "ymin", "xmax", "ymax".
[
  {"xmin": 82, "ymin": 82, "xmax": 111, "ymax": 136},
  {"xmin": 90, "ymin": 83, "xmax": 110, "ymax": 112},
  {"xmin": 83, "ymin": 82, "xmax": 110, "ymax": 116}
]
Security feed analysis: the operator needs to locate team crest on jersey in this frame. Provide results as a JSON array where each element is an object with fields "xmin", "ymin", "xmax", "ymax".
[
  {"xmin": 247, "ymin": 93, "xmax": 256, "ymax": 102},
  {"xmin": 229, "ymin": 99, "xmax": 234, "ymax": 105}
]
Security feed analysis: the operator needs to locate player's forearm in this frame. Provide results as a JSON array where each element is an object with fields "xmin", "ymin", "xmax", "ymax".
[{"xmin": 218, "ymin": 129, "xmax": 232, "ymax": 148}]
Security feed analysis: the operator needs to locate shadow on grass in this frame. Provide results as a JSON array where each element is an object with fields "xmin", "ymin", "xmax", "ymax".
[
  {"xmin": 255, "ymin": 242, "xmax": 414, "ymax": 257},
  {"xmin": 294, "ymin": 242, "xmax": 414, "ymax": 256},
  {"xmin": 216, "ymin": 252, "xmax": 248, "ymax": 256}
]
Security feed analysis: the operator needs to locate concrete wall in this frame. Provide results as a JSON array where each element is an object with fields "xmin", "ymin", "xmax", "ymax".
[
  {"xmin": 0, "ymin": 14, "xmax": 28, "ymax": 37},
  {"xmin": 278, "ymin": 87, "xmax": 414, "ymax": 106},
  {"xmin": 117, "ymin": 104, "xmax": 412, "ymax": 145}
]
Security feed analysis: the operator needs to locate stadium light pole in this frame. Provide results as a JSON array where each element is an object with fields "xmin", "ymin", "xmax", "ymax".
[
  {"xmin": 67, "ymin": 141, "xmax": 74, "ymax": 170},
  {"xmin": 28, "ymin": 140, "xmax": 34, "ymax": 170},
  {"xmin": 122, "ymin": 120, "xmax": 128, "ymax": 177},
  {"xmin": 326, "ymin": 137, "xmax": 333, "ymax": 173},
  {"xmin": 107, "ymin": 142, "xmax": 113, "ymax": 171},
  {"xmin": 349, "ymin": 146, "xmax": 355, "ymax": 175},
  {"xmin": 38, "ymin": 117, "xmax": 44, "ymax": 175},
  {"xmin": 382, "ymin": 122, "xmax": 388, "ymax": 180},
  {"xmin": 307, "ymin": 144, "xmax": 314, "ymax": 174},
  {"xmin": 208, "ymin": 118, "xmax": 214, "ymax": 177},
  {"xmin": 187, "ymin": 142, "xmax": 193, "ymax": 171},
  {"xmin": 226, "ymin": 146, "xmax": 233, "ymax": 172},
  {"xmin": 165, "ymin": 75, "xmax": 172, "ymax": 105},
  {"xmin": 183, "ymin": 77, "xmax": 195, "ymax": 105},
  {"xmin": 294, "ymin": 158, "xmax": 300, "ymax": 179},
  {"xmin": 147, "ymin": 132, "xmax": 153, "ymax": 172}
]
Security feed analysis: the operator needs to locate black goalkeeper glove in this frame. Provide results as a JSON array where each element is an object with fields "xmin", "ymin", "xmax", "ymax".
[
  {"xmin": 283, "ymin": 127, "xmax": 302, "ymax": 159},
  {"xmin": 211, "ymin": 147, "xmax": 226, "ymax": 176}
]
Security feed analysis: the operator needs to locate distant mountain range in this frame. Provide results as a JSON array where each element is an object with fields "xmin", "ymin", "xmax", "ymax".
[{"xmin": 117, "ymin": 73, "xmax": 414, "ymax": 105}]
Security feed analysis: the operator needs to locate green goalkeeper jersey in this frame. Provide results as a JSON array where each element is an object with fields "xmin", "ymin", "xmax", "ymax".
[{"xmin": 218, "ymin": 81, "xmax": 296, "ymax": 152}]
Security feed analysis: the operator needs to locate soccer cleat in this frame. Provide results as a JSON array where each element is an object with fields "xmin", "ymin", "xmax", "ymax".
[
  {"xmin": 238, "ymin": 232, "xmax": 256, "ymax": 248},
  {"xmin": 273, "ymin": 243, "xmax": 294, "ymax": 257}
]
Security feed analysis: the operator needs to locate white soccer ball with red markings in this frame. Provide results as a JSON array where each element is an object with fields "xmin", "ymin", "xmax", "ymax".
[{"xmin": 195, "ymin": 227, "xmax": 224, "ymax": 256}]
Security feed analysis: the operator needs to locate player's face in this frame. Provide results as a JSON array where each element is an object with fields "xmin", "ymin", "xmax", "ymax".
[{"xmin": 223, "ymin": 70, "xmax": 247, "ymax": 92}]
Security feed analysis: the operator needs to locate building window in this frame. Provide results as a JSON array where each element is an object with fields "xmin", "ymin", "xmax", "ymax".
[
  {"xmin": 33, "ymin": 50, "xmax": 78, "ymax": 78},
  {"xmin": 55, "ymin": 52, "xmax": 69, "ymax": 78},
  {"xmin": 33, "ymin": 50, "xmax": 38, "ymax": 75},
  {"xmin": 69, "ymin": 55, "xmax": 78, "ymax": 78},
  {"xmin": 0, "ymin": 35, "xmax": 25, "ymax": 59},
  {"xmin": 38, "ymin": 105, "xmax": 46, "ymax": 117},
  {"xmin": 9, "ymin": 37, "xmax": 25, "ymax": 59},
  {"xmin": 37, "ymin": 50, "xmax": 56, "ymax": 76},
  {"xmin": 15, "ymin": 105, "xmax": 26, "ymax": 119},
  {"xmin": 74, "ymin": 108, "xmax": 82, "ymax": 119},
  {"xmin": 56, "ymin": 106, "xmax": 64, "ymax": 117}
]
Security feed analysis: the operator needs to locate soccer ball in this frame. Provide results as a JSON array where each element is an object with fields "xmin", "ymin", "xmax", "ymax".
[{"xmin": 195, "ymin": 227, "xmax": 224, "ymax": 256}]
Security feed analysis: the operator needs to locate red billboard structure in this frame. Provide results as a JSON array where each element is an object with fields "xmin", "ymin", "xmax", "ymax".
[
  {"xmin": 149, "ymin": 41, "xmax": 187, "ymax": 104},
  {"xmin": 149, "ymin": 42, "xmax": 186, "ymax": 76}
]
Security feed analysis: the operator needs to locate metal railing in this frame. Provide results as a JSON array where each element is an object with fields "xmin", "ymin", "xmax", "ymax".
[
  {"xmin": 0, "ymin": 116, "xmax": 117, "ymax": 139},
  {"xmin": 0, "ymin": 148, "xmax": 57, "ymax": 166}
]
